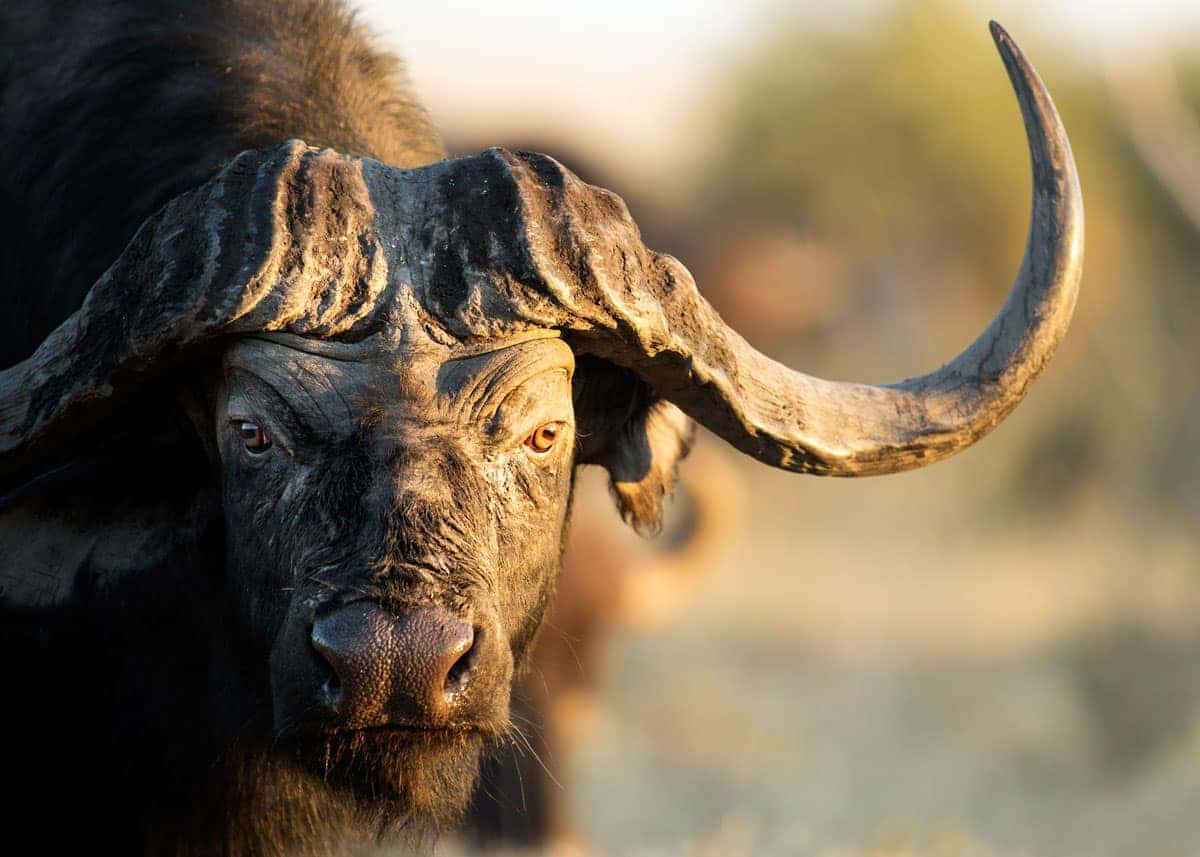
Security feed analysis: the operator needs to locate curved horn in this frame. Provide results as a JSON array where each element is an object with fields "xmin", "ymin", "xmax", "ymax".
[
  {"xmin": 499, "ymin": 22, "xmax": 1082, "ymax": 476},
  {"xmin": 0, "ymin": 141, "xmax": 388, "ymax": 486},
  {"xmin": 1, "ymin": 23, "xmax": 1081, "ymax": 487}
]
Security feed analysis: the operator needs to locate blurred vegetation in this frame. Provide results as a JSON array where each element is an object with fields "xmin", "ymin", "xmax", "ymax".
[
  {"xmin": 700, "ymin": 0, "xmax": 1026, "ymax": 284},
  {"xmin": 689, "ymin": 0, "xmax": 1200, "ymax": 525}
]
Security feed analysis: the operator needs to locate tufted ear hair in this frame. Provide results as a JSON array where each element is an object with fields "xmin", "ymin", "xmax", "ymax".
[{"xmin": 573, "ymin": 357, "xmax": 695, "ymax": 538}]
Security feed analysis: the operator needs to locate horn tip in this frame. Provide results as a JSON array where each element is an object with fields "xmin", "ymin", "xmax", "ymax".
[{"xmin": 988, "ymin": 21, "xmax": 1021, "ymax": 64}]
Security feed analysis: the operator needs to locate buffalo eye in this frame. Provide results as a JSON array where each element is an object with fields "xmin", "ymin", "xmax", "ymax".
[
  {"xmin": 524, "ymin": 422, "xmax": 562, "ymax": 454},
  {"xmin": 234, "ymin": 420, "xmax": 272, "ymax": 454}
]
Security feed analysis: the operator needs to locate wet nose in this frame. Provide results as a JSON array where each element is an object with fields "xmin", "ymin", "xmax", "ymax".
[{"xmin": 311, "ymin": 603, "xmax": 477, "ymax": 728}]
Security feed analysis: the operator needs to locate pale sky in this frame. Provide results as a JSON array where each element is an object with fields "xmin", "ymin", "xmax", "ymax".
[{"xmin": 356, "ymin": 1, "xmax": 1200, "ymax": 180}]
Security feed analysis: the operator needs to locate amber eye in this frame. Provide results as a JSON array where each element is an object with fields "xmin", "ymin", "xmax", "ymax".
[
  {"xmin": 234, "ymin": 420, "xmax": 272, "ymax": 454},
  {"xmin": 524, "ymin": 422, "xmax": 562, "ymax": 454}
]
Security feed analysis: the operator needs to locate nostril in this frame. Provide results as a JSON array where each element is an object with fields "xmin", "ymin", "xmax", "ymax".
[
  {"xmin": 311, "ymin": 604, "xmax": 479, "ymax": 725},
  {"xmin": 310, "ymin": 620, "xmax": 350, "ymax": 711},
  {"xmin": 311, "ymin": 640, "xmax": 344, "ymax": 709},
  {"xmin": 443, "ymin": 626, "xmax": 479, "ymax": 698},
  {"xmin": 320, "ymin": 671, "xmax": 342, "ymax": 708}
]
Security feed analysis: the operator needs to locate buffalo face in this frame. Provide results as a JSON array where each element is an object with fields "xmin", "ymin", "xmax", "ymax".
[{"xmin": 210, "ymin": 334, "xmax": 578, "ymax": 822}]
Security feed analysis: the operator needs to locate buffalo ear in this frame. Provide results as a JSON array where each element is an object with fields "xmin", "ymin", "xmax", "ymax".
[
  {"xmin": 0, "ymin": 394, "xmax": 218, "ymax": 609},
  {"xmin": 604, "ymin": 398, "xmax": 695, "ymax": 537},
  {"xmin": 573, "ymin": 358, "xmax": 695, "ymax": 537}
]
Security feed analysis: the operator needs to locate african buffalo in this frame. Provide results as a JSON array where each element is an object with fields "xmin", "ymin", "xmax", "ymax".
[{"xmin": 0, "ymin": 1, "xmax": 1082, "ymax": 854}]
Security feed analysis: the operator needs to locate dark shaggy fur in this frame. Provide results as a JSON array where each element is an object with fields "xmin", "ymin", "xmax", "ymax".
[{"xmin": 0, "ymin": 0, "xmax": 444, "ymax": 367}]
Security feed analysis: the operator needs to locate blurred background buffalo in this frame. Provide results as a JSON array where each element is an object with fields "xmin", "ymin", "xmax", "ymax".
[{"xmin": 354, "ymin": 1, "xmax": 1200, "ymax": 854}]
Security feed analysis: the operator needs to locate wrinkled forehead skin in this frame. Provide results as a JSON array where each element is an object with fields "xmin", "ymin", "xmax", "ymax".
[{"xmin": 223, "ymin": 330, "xmax": 577, "ymax": 439}]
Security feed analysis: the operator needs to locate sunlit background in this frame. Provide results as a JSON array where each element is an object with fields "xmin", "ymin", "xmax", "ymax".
[{"xmin": 353, "ymin": 2, "xmax": 1200, "ymax": 854}]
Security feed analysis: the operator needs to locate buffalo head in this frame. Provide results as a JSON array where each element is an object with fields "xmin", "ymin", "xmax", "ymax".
[{"xmin": 0, "ymin": 23, "xmax": 1081, "ymax": 841}]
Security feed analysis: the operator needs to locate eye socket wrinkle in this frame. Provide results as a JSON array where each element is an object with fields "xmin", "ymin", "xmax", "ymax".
[
  {"xmin": 483, "ymin": 375, "xmax": 573, "ymax": 450},
  {"xmin": 226, "ymin": 367, "xmax": 322, "ymax": 451}
]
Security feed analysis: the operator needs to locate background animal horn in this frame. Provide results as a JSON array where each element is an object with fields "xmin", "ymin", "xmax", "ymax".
[
  {"xmin": 520, "ymin": 22, "xmax": 1082, "ymax": 476},
  {"xmin": 0, "ymin": 141, "xmax": 384, "ymax": 487}
]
